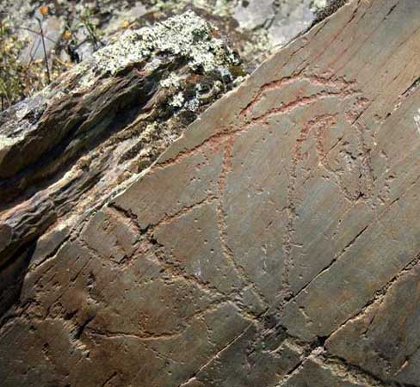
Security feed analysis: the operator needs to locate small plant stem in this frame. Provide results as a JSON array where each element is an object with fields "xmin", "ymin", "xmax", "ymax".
[{"xmin": 37, "ymin": 17, "xmax": 51, "ymax": 84}]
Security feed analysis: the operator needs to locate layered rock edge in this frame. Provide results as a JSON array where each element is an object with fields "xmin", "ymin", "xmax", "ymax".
[{"xmin": 0, "ymin": 10, "xmax": 243, "ymax": 318}]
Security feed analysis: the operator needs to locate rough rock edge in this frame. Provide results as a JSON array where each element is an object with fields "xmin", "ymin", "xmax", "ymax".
[{"xmin": 0, "ymin": 11, "xmax": 243, "ymax": 317}]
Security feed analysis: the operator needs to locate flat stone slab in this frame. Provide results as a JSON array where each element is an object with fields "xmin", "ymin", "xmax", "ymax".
[{"xmin": 0, "ymin": 0, "xmax": 419, "ymax": 386}]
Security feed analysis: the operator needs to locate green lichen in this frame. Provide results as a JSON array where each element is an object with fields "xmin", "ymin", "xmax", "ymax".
[
  {"xmin": 94, "ymin": 11, "xmax": 237, "ymax": 75},
  {"xmin": 74, "ymin": 10, "xmax": 239, "ymax": 93},
  {"xmin": 1, "ymin": 9, "xmax": 243, "ymax": 152}
]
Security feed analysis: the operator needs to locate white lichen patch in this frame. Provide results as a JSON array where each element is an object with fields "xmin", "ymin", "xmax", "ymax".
[
  {"xmin": 184, "ymin": 98, "xmax": 200, "ymax": 112},
  {"xmin": 170, "ymin": 92, "xmax": 186, "ymax": 108},
  {"xmin": 0, "ymin": 134, "xmax": 23, "ymax": 148},
  {"xmin": 312, "ymin": 0, "xmax": 328, "ymax": 10},
  {"xmin": 142, "ymin": 121, "xmax": 159, "ymax": 138},
  {"xmin": 160, "ymin": 73, "xmax": 182, "ymax": 89},
  {"xmin": 71, "ymin": 11, "xmax": 239, "ymax": 94},
  {"xmin": 92, "ymin": 11, "xmax": 237, "ymax": 75},
  {"xmin": 414, "ymin": 108, "xmax": 420, "ymax": 134}
]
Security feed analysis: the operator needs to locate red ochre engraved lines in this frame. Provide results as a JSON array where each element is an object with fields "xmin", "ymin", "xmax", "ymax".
[
  {"xmin": 133, "ymin": 73, "xmax": 370, "ymax": 309},
  {"xmin": 215, "ymin": 134, "xmax": 270, "ymax": 307},
  {"xmin": 101, "ymin": 72, "xmax": 398, "ymax": 379},
  {"xmin": 239, "ymin": 74, "xmax": 358, "ymax": 121},
  {"xmin": 281, "ymin": 115, "xmax": 339, "ymax": 297},
  {"xmin": 157, "ymin": 74, "xmax": 363, "ymax": 174}
]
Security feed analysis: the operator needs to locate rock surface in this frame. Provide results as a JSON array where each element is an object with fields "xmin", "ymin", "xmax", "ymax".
[
  {"xmin": 1, "ymin": 0, "xmax": 337, "ymax": 109},
  {"xmin": 3, "ymin": 0, "xmax": 329, "ymax": 69},
  {"xmin": 0, "ymin": 10, "xmax": 242, "ymax": 318},
  {"xmin": 1, "ymin": 0, "xmax": 420, "ymax": 386}
]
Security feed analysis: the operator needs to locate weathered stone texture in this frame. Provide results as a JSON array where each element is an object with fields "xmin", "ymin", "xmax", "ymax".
[
  {"xmin": 0, "ymin": 0, "xmax": 419, "ymax": 386},
  {"xmin": 0, "ymin": 11, "xmax": 242, "ymax": 318}
]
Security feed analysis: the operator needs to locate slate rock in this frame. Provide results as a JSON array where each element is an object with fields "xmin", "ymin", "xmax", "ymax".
[{"xmin": 0, "ymin": 0, "xmax": 419, "ymax": 386}]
